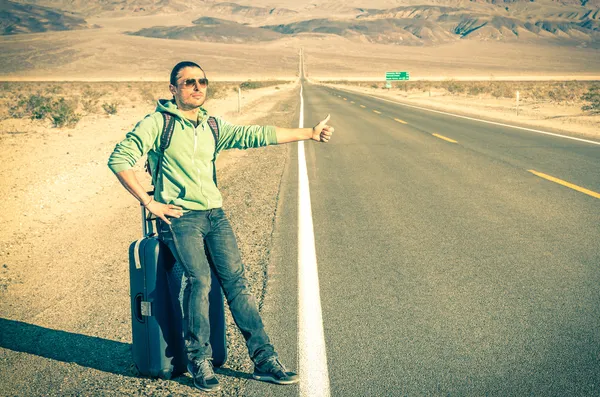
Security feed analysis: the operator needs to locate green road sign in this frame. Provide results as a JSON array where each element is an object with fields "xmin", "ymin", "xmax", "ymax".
[{"xmin": 386, "ymin": 71, "xmax": 410, "ymax": 81}]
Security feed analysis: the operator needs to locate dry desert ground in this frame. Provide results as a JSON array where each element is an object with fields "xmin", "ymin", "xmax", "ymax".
[
  {"xmin": 0, "ymin": 82, "xmax": 302, "ymax": 396},
  {"xmin": 1, "ymin": 75, "xmax": 598, "ymax": 395}
]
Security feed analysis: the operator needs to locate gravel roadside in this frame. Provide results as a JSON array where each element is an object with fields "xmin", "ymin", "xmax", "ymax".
[{"xmin": 0, "ymin": 83, "xmax": 300, "ymax": 396}]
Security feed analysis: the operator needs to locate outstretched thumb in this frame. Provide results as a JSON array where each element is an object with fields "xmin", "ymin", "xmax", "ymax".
[{"xmin": 320, "ymin": 114, "xmax": 331, "ymax": 125}]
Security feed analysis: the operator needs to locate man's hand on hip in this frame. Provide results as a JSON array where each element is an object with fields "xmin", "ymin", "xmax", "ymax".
[{"xmin": 146, "ymin": 200, "xmax": 183, "ymax": 225}]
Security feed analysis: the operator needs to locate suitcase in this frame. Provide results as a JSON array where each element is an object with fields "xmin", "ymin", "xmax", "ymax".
[{"xmin": 129, "ymin": 202, "xmax": 227, "ymax": 379}]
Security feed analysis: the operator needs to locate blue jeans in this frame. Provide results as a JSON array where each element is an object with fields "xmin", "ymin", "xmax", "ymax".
[{"xmin": 158, "ymin": 208, "xmax": 275, "ymax": 364}]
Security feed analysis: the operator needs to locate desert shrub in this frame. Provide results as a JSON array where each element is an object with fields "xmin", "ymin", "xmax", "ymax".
[
  {"xmin": 46, "ymin": 85, "xmax": 63, "ymax": 94},
  {"xmin": 547, "ymin": 82, "xmax": 583, "ymax": 103},
  {"xmin": 239, "ymin": 80, "xmax": 284, "ymax": 91},
  {"xmin": 240, "ymin": 81, "xmax": 261, "ymax": 90},
  {"xmin": 491, "ymin": 83, "xmax": 514, "ymax": 99},
  {"xmin": 28, "ymin": 94, "xmax": 54, "ymax": 119},
  {"xmin": 548, "ymin": 84, "xmax": 571, "ymax": 102},
  {"xmin": 139, "ymin": 87, "xmax": 158, "ymax": 104},
  {"xmin": 82, "ymin": 97, "xmax": 99, "ymax": 113},
  {"xmin": 9, "ymin": 94, "xmax": 53, "ymax": 119},
  {"xmin": 49, "ymin": 98, "xmax": 80, "ymax": 128},
  {"xmin": 445, "ymin": 80, "xmax": 464, "ymax": 94},
  {"xmin": 581, "ymin": 85, "xmax": 600, "ymax": 113},
  {"xmin": 207, "ymin": 83, "xmax": 231, "ymax": 99},
  {"xmin": 132, "ymin": 82, "xmax": 171, "ymax": 104},
  {"xmin": 527, "ymin": 85, "xmax": 547, "ymax": 102},
  {"xmin": 9, "ymin": 93, "xmax": 83, "ymax": 126},
  {"xmin": 8, "ymin": 97, "xmax": 27, "ymax": 118},
  {"xmin": 0, "ymin": 84, "xmax": 13, "ymax": 106},
  {"xmin": 414, "ymin": 81, "xmax": 429, "ymax": 92},
  {"xmin": 467, "ymin": 83, "xmax": 487, "ymax": 96},
  {"xmin": 102, "ymin": 102, "xmax": 119, "ymax": 115},
  {"xmin": 81, "ymin": 87, "xmax": 104, "ymax": 113}
]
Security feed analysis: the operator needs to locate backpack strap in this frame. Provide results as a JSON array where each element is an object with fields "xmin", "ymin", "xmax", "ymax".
[
  {"xmin": 159, "ymin": 112, "xmax": 177, "ymax": 153},
  {"xmin": 206, "ymin": 116, "xmax": 220, "ymax": 186},
  {"xmin": 146, "ymin": 112, "xmax": 176, "ymax": 179}
]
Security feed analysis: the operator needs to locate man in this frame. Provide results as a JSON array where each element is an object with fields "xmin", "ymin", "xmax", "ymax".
[{"xmin": 108, "ymin": 61, "xmax": 333, "ymax": 392}]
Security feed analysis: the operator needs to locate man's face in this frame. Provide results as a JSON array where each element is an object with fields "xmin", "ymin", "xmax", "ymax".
[{"xmin": 169, "ymin": 66, "xmax": 208, "ymax": 110}]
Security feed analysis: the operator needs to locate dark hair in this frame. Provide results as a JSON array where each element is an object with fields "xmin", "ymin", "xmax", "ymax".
[{"xmin": 170, "ymin": 61, "xmax": 204, "ymax": 85}]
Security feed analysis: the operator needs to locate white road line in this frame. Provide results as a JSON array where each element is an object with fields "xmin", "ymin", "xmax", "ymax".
[
  {"xmin": 297, "ymin": 85, "xmax": 331, "ymax": 397},
  {"xmin": 341, "ymin": 90, "xmax": 600, "ymax": 146}
]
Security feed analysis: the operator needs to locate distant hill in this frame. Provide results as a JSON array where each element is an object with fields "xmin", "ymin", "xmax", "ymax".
[
  {"xmin": 264, "ymin": 3, "xmax": 600, "ymax": 45},
  {"xmin": 0, "ymin": 0, "xmax": 90, "ymax": 35},
  {"xmin": 6, "ymin": 0, "xmax": 600, "ymax": 46},
  {"xmin": 9, "ymin": 0, "xmax": 298, "ymax": 17},
  {"xmin": 10, "ymin": 0, "xmax": 299, "ymax": 18},
  {"xmin": 127, "ymin": 16, "xmax": 283, "ymax": 43},
  {"xmin": 209, "ymin": 2, "xmax": 298, "ymax": 18},
  {"xmin": 8, "ymin": 0, "xmax": 201, "ymax": 16}
]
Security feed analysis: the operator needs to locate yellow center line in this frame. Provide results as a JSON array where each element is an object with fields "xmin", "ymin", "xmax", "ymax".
[
  {"xmin": 394, "ymin": 118, "xmax": 408, "ymax": 124},
  {"xmin": 360, "ymin": 105, "xmax": 366, "ymax": 108},
  {"xmin": 343, "ymin": 98, "xmax": 347, "ymax": 100},
  {"xmin": 350, "ymin": 101, "xmax": 355, "ymax": 104},
  {"xmin": 373, "ymin": 110, "xmax": 382, "ymax": 114},
  {"xmin": 528, "ymin": 170, "xmax": 600, "ymax": 199},
  {"xmin": 432, "ymin": 133, "xmax": 457, "ymax": 143}
]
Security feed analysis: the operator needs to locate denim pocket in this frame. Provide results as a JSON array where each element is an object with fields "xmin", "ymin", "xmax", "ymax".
[{"xmin": 157, "ymin": 219, "xmax": 173, "ymax": 242}]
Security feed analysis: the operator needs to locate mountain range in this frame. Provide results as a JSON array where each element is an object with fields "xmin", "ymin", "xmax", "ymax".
[
  {"xmin": 0, "ymin": 1, "xmax": 90, "ymax": 34},
  {"xmin": 2, "ymin": 0, "xmax": 599, "ymax": 47}
]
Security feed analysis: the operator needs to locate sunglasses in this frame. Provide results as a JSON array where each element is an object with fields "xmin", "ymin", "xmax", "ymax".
[{"xmin": 180, "ymin": 78, "xmax": 209, "ymax": 89}]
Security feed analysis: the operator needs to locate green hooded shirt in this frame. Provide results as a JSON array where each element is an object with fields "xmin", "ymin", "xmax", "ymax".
[{"xmin": 108, "ymin": 99, "xmax": 277, "ymax": 210}]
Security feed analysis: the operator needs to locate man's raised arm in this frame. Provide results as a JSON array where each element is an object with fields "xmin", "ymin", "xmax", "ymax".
[{"xmin": 275, "ymin": 114, "xmax": 333, "ymax": 144}]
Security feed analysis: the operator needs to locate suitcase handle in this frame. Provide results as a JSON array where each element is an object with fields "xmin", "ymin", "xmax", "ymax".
[
  {"xmin": 133, "ymin": 293, "xmax": 145, "ymax": 323},
  {"xmin": 141, "ymin": 190, "xmax": 156, "ymax": 237}
]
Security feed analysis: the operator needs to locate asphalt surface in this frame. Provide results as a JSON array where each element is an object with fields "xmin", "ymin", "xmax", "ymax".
[{"xmin": 245, "ymin": 82, "xmax": 600, "ymax": 396}]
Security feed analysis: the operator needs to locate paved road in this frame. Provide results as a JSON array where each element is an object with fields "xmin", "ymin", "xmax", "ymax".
[{"xmin": 245, "ymin": 82, "xmax": 600, "ymax": 396}]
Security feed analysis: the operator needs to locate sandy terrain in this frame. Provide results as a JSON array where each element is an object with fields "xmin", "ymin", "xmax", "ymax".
[
  {"xmin": 320, "ymin": 82, "xmax": 600, "ymax": 141},
  {"xmin": 1, "ymin": 25, "xmax": 599, "ymax": 81},
  {"xmin": 0, "ymin": 82, "xmax": 300, "ymax": 396}
]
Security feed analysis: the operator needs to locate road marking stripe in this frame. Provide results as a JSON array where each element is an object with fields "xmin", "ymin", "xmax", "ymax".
[
  {"xmin": 298, "ymin": 85, "xmax": 332, "ymax": 397},
  {"xmin": 373, "ymin": 110, "xmax": 382, "ymax": 114},
  {"xmin": 394, "ymin": 118, "xmax": 408, "ymax": 124},
  {"xmin": 349, "ymin": 91, "xmax": 600, "ymax": 146},
  {"xmin": 360, "ymin": 105, "xmax": 366, "ymax": 108},
  {"xmin": 432, "ymin": 133, "xmax": 457, "ymax": 143},
  {"xmin": 343, "ymin": 97, "xmax": 347, "ymax": 100},
  {"xmin": 350, "ymin": 101, "xmax": 355, "ymax": 104},
  {"xmin": 528, "ymin": 170, "xmax": 600, "ymax": 199}
]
